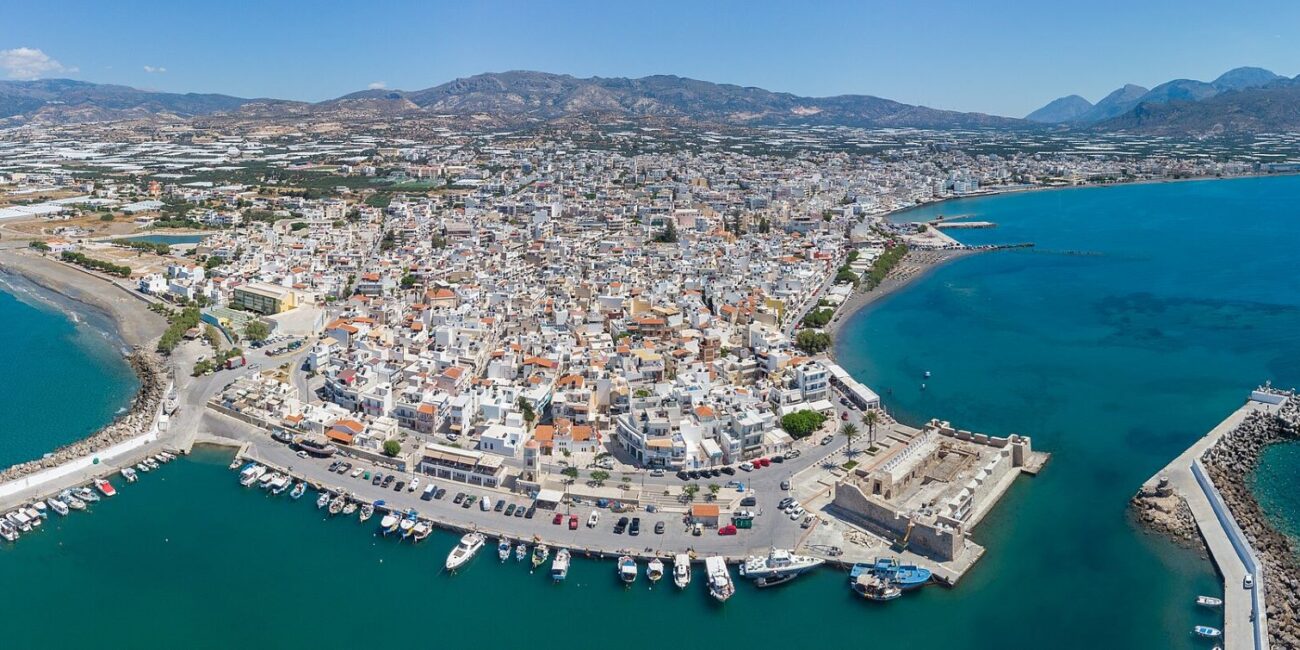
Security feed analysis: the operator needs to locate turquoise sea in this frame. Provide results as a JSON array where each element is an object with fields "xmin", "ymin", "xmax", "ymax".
[
  {"xmin": 122, "ymin": 233, "xmax": 208, "ymax": 245},
  {"xmin": 3, "ymin": 175, "xmax": 1300, "ymax": 648},
  {"xmin": 0, "ymin": 273, "xmax": 138, "ymax": 467}
]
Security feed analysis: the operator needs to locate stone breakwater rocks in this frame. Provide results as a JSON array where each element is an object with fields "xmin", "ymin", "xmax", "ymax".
[
  {"xmin": 1130, "ymin": 486, "xmax": 1203, "ymax": 552},
  {"xmin": 0, "ymin": 352, "xmax": 166, "ymax": 483},
  {"xmin": 1201, "ymin": 398, "xmax": 1300, "ymax": 649}
]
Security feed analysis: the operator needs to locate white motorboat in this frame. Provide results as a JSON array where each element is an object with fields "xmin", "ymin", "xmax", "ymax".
[
  {"xmin": 23, "ymin": 507, "xmax": 43, "ymax": 526},
  {"xmin": 289, "ymin": 482, "xmax": 306, "ymax": 500},
  {"xmin": 516, "ymin": 543, "xmax": 528, "ymax": 561},
  {"xmin": 1196, "ymin": 595, "xmax": 1223, "ymax": 608},
  {"xmin": 228, "ymin": 458, "xmax": 242, "ymax": 470},
  {"xmin": 239, "ymin": 464, "xmax": 265, "ymax": 486},
  {"xmin": 0, "ymin": 519, "xmax": 17, "ymax": 542},
  {"xmin": 532, "ymin": 544, "xmax": 550, "ymax": 572},
  {"xmin": 77, "ymin": 487, "xmax": 100, "ymax": 503},
  {"xmin": 316, "ymin": 492, "xmax": 330, "ymax": 509},
  {"xmin": 1194, "ymin": 626, "xmax": 1222, "ymax": 639},
  {"xmin": 706, "ymin": 556, "xmax": 734, "ymax": 603},
  {"xmin": 647, "ymin": 558, "xmax": 665, "ymax": 584},
  {"xmin": 121, "ymin": 467, "xmax": 138, "ymax": 483},
  {"xmin": 551, "ymin": 549, "xmax": 571, "ymax": 582},
  {"xmin": 446, "ymin": 532, "xmax": 486, "ymax": 571},
  {"xmin": 498, "ymin": 538, "xmax": 512, "ymax": 562},
  {"xmin": 617, "ymin": 556, "xmax": 637, "ymax": 585},
  {"xmin": 328, "ymin": 494, "xmax": 346, "ymax": 515},
  {"xmin": 673, "ymin": 554, "xmax": 691, "ymax": 589},
  {"xmin": 412, "ymin": 520, "xmax": 431, "ymax": 542},
  {"xmin": 399, "ymin": 515, "xmax": 416, "ymax": 539},
  {"xmin": 358, "ymin": 503, "xmax": 374, "ymax": 523},
  {"xmin": 136, "ymin": 462, "xmax": 150, "ymax": 473},
  {"xmin": 258, "ymin": 471, "xmax": 277, "ymax": 489},
  {"xmin": 739, "ymin": 548, "xmax": 824, "ymax": 587},
  {"xmin": 48, "ymin": 498, "xmax": 69, "ymax": 517},
  {"xmin": 380, "ymin": 511, "xmax": 401, "ymax": 535}
]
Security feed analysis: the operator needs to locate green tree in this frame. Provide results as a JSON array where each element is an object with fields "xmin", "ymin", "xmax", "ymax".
[
  {"xmin": 780, "ymin": 409, "xmax": 828, "ymax": 438},
  {"xmin": 382, "ymin": 439, "xmax": 402, "ymax": 456},
  {"xmin": 861, "ymin": 409, "xmax": 882, "ymax": 450},
  {"xmin": 682, "ymin": 483, "xmax": 700, "ymax": 502},
  {"xmin": 707, "ymin": 483, "xmax": 721, "ymax": 501},
  {"xmin": 517, "ymin": 396, "xmax": 536, "ymax": 423},
  {"xmin": 243, "ymin": 320, "xmax": 271, "ymax": 342},
  {"xmin": 840, "ymin": 422, "xmax": 860, "ymax": 456},
  {"xmin": 590, "ymin": 470, "xmax": 610, "ymax": 486},
  {"xmin": 795, "ymin": 330, "xmax": 832, "ymax": 354},
  {"xmin": 560, "ymin": 467, "xmax": 579, "ymax": 483}
]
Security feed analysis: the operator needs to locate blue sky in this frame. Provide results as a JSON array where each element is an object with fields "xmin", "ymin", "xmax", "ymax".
[{"xmin": 2, "ymin": 0, "xmax": 1298, "ymax": 117}]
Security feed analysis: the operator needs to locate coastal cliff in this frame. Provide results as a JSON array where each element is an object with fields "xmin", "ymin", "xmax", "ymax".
[{"xmin": 1200, "ymin": 401, "xmax": 1300, "ymax": 648}]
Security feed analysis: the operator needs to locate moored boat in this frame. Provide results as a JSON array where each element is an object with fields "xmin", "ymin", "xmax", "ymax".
[
  {"xmin": 48, "ymin": 498, "xmax": 69, "ymax": 517},
  {"xmin": 136, "ymin": 461, "xmax": 151, "ymax": 473},
  {"xmin": 121, "ymin": 467, "xmax": 138, "ymax": 483},
  {"xmin": 851, "ymin": 572, "xmax": 901, "ymax": 601},
  {"xmin": 551, "ymin": 549, "xmax": 571, "ymax": 582},
  {"xmin": 77, "ymin": 487, "xmax": 100, "ymax": 502},
  {"xmin": 94, "ymin": 478, "xmax": 116, "ymax": 497},
  {"xmin": 673, "ymin": 554, "xmax": 691, "ymax": 589},
  {"xmin": 532, "ymin": 544, "xmax": 550, "ymax": 571},
  {"xmin": 647, "ymin": 558, "xmax": 665, "ymax": 584},
  {"xmin": 1193, "ymin": 626, "xmax": 1222, "ymax": 639},
  {"xmin": 849, "ymin": 557, "xmax": 931, "ymax": 591},
  {"xmin": 342, "ymin": 500, "xmax": 358, "ymax": 516},
  {"xmin": 446, "ymin": 532, "xmax": 486, "ymax": 571},
  {"xmin": 258, "ymin": 471, "xmax": 277, "ymax": 489},
  {"xmin": 399, "ymin": 513, "xmax": 417, "ymax": 539},
  {"xmin": 739, "ymin": 547, "xmax": 824, "ymax": 587},
  {"xmin": 316, "ymin": 492, "xmax": 330, "ymax": 509},
  {"xmin": 705, "ymin": 556, "xmax": 734, "ymax": 602},
  {"xmin": 328, "ymin": 494, "xmax": 346, "ymax": 515},
  {"xmin": 358, "ymin": 503, "xmax": 374, "ymax": 523},
  {"xmin": 617, "ymin": 555, "xmax": 637, "ymax": 585},
  {"xmin": 239, "ymin": 464, "xmax": 265, "ymax": 486},
  {"xmin": 380, "ymin": 511, "xmax": 401, "ymax": 535},
  {"xmin": 498, "ymin": 538, "xmax": 512, "ymax": 562},
  {"xmin": 289, "ymin": 482, "xmax": 307, "ymax": 500},
  {"xmin": 1196, "ymin": 595, "xmax": 1223, "ymax": 608},
  {"xmin": 412, "ymin": 519, "xmax": 431, "ymax": 542},
  {"xmin": 0, "ymin": 519, "xmax": 17, "ymax": 542},
  {"xmin": 516, "ymin": 542, "xmax": 528, "ymax": 561}
]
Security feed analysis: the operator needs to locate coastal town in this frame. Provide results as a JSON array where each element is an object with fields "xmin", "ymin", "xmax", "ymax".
[{"xmin": 0, "ymin": 112, "xmax": 1290, "ymax": 627}]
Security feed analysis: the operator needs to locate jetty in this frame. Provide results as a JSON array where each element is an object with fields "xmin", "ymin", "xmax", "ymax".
[
  {"xmin": 1136, "ymin": 392, "xmax": 1282, "ymax": 650},
  {"xmin": 931, "ymin": 220, "xmax": 995, "ymax": 230}
]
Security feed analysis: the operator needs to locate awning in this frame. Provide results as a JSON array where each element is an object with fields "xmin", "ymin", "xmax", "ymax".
[{"xmin": 535, "ymin": 488, "xmax": 565, "ymax": 504}]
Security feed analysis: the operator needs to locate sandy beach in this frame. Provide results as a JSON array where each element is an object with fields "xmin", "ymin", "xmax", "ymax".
[
  {"xmin": 0, "ymin": 248, "xmax": 166, "ymax": 348},
  {"xmin": 826, "ymin": 248, "xmax": 978, "ymax": 342}
]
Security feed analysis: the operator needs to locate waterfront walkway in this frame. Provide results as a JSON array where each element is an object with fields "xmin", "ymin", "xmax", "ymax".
[{"xmin": 1143, "ymin": 400, "xmax": 1276, "ymax": 650}]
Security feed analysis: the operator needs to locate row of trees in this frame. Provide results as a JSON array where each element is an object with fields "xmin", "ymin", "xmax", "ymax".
[
  {"xmin": 795, "ymin": 329, "xmax": 832, "ymax": 354},
  {"xmin": 60, "ymin": 251, "xmax": 131, "ymax": 278},
  {"xmin": 157, "ymin": 305, "xmax": 201, "ymax": 353},
  {"xmin": 110, "ymin": 239, "xmax": 171, "ymax": 255},
  {"xmin": 864, "ymin": 243, "xmax": 909, "ymax": 290}
]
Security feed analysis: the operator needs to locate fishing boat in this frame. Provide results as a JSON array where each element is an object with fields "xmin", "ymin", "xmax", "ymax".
[
  {"xmin": 136, "ymin": 461, "xmax": 151, "ymax": 473},
  {"xmin": 551, "ymin": 549, "xmax": 571, "ymax": 582},
  {"xmin": 647, "ymin": 558, "xmax": 665, "ymax": 584},
  {"xmin": 1194, "ymin": 626, "xmax": 1222, "ymax": 639},
  {"xmin": 850, "ymin": 557, "xmax": 931, "ymax": 590},
  {"xmin": 617, "ymin": 556, "xmax": 637, "ymax": 585},
  {"xmin": 498, "ymin": 538, "xmax": 512, "ymax": 562},
  {"xmin": 316, "ymin": 492, "xmax": 330, "ymax": 509},
  {"xmin": 412, "ymin": 519, "xmax": 431, "ymax": 542},
  {"xmin": 705, "ymin": 556, "xmax": 734, "ymax": 603},
  {"xmin": 532, "ymin": 544, "xmax": 550, "ymax": 571},
  {"xmin": 358, "ymin": 503, "xmax": 374, "ymax": 523},
  {"xmin": 739, "ymin": 548, "xmax": 824, "ymax": 587},
  {"xmin": 144, "ymin": 458, "xmax": 159, "ymax": 471},
  {"xmin": 94, "ymin": 478, "xmax": 116, "ymax": 497},
  {"xmin": 673, "ymin": 554, "xmax": 691, "ymax": 589},
  {"xmin": 258, "ymin": 471, "xmax": 277, "ymax": 489},
  {"xmin": 516, "ymin": 542, "xmax": 528, "ymax": 561},
  {"xmin": 446, "ymin": 532, "xmax": 486, "ymax": 571},
  {"xmin": 342, "ymin": 500, "xmax": 358, "ymax": 516},
  {"xmin": 1196, "ymin": 595, "xmax": 1223, "ymax": 608},
  {"xmin": 228, "ymin": 458, "xmax": 242, "ymax": 470},
  {"xmin": 399, "ymin": 517, "xmax": 416, "ymax": 540},
  {"xmin": 850, "ymin": 572, "xmax": 901, "ymax": 601},
  {"xmin": 23, "ymin": 506, "xmax": 42, "ymax": 524},
  {"xmin": 121, "ymin": 467, "xmax": 138, "ymax": 483},
  {"xmin": 159, "ymin": 451, "xmax": 175, "ymax": 462},
  {"xmin": 289, "ymin": 482, "xmax": 307, "ymax": 500},
  {"xmin": 239, "ymin": 464, "xmax": 265, "ymax": 487},
  {"xmin": 328, "ymin": 494, "xmax": 346, "ymax": 515},
  {"xmin": 77, "ymin": 487, "xmax": 100, "ymax": 502},
  {"xmin": 60, "ymin": 491, "xmax": 86, "ymax": 511},
  {"xmin": 380, "ymin": 511, "xmax": 401, "ymax": 535},
  {"xmin": 271, "ymin": 474, "xmax": 292, "ymax": 495},
  {"xmin": 33, "ymin": 501, "xmax": 47, "ymax": 517},
  {"xmin": 48, "ymin": 498, "xmax": 69, "ymax": 517},
  {"xmin": 0, "ymin": 519, "xmax": 17, "ymax": 542}
]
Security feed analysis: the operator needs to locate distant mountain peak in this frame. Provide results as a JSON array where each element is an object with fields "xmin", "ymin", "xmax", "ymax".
[
  {"xmin": 1211, "ymin": 66, "xmax": 1283, "ymax": 91},
  {"xmin": 1025, "ymin": 94, "xmax": 1093, "ymax": 123}
]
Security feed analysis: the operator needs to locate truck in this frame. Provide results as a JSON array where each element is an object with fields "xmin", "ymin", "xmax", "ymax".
[{"xmin": 225, "ymin": 355, "xmax": 247, "ymax": 370}]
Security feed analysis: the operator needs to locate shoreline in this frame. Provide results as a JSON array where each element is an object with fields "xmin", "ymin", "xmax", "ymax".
[
  {"xmin": 826, "ymin": 247, "xmax": 979, "ymax": 345},
  {"xmin": 0, "ymin": 249, "xmax": 171, "ymax": 482}
]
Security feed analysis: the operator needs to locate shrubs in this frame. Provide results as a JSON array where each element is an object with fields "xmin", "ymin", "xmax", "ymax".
[
  {"xmin": 781, "ymin": 409, "xmax": 828, "ymax": 438},
  {"xmin": 795, "ymin": 329, "xmax": 832, "ymax": 354},
  {"xmin": 864, "ymin": 243, "xmax": 908, "ymax": 290},
  {"xmin": 60, "ymin": 251, "xmax": 131, "ymax": 278}
]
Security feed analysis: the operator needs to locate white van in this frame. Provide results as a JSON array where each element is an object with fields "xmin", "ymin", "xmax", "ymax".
[{"xmin": 479, "ymin": 495, "xmax": 491, "ymax": 511}]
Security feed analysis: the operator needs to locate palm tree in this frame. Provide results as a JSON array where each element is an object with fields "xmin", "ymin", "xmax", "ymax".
[
  {"xmin": 839, "ymin": 422, "xmax": 860, "ymax": 457},
  {"xmin": 861, "ymin": 409, "xmax": 882, "ymax": 450}
]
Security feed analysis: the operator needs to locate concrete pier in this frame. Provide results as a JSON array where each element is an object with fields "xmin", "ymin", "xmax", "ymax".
[{"xmin": 1141, "ymin": 399, "xmax": 1276, "ymax": 650}]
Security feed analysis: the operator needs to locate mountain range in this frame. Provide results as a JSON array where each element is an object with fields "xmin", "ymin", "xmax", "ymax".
[
  {"xmin": 3, "ymin": 68, "xmax": 1299, "ymax": 136},
  {"xmin": 1024, "ymin": 67, "xmax": 1294, "ymax": 130}
]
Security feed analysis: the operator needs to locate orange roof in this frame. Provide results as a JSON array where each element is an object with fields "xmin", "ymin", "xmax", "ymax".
[
  {"xmin": 325, "ymin": 429, "xmax": 355, "ymax": 445},
  {"xmin": 690, "ymin": 504, "xmax": 720, "ymax": 517}
]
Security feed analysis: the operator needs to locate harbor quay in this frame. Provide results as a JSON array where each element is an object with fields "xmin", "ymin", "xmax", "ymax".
[{"xmin": 1133, "ymin": 388, "xmax": 1291, "ymax": 650}]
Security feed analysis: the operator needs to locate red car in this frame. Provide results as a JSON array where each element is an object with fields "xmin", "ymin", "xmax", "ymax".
[
  {"xmin": 552, "ymin": 513, "xmax": 564, "ymax": 525},
  {"xmin": 718, "ymin": 524, "xmax": 737, "ymax": 536},
  {"xmin": 568, "ymin": 515, "xmax": 579, "ymax": 530},
  {"xmin": 758, "ymin": 458, "xmax": 771, "ymax": 467}
]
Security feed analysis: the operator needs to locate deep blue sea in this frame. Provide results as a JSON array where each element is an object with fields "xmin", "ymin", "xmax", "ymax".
[
  {"xmin": 0, "ymin": 272, "xmax": 138, "ymax": 467},
  {"xmin": 2, "ymin": 176, "xmax": 1299, "ymax": 649}
]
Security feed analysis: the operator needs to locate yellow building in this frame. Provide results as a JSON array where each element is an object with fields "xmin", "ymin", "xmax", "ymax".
[{"xmin": 232, "ymin": 282, "xmax": 297, "ymax": 315}]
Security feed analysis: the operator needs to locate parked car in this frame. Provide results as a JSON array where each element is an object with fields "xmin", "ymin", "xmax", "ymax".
[
  {"xmin": 720, "ymin": 466, "xmax": 736, "ymax": 475},
  {"xmin": 757, "ymin": 458, "xmax": 771, "ymax": 467},
  {"xmin": 802, "ymin": 515, "xmax": 815, "ymax": 529},
  {"xmin": 739, "ymin": 462, "xmax": 754, "ymax": 471},
  {"xmin": 453, "ymin": 492, "xmax": 466, "ymax": 504},
  {"xmin": 654, "ymin": 521, "xmax": 665, "ymax": 534},
  {"xmin": 709, "ymin": 468, "xmax": 722, "ymax": 477},
  {"xmin": 504, "ymin": 504, "xmax": 516, "ymax": 516},
  {"xmin": 393, "ymin": 480, "xmax": 405, "ymax": 492},
  {"xmin": 614, "ymin": 516, "xmax": 629, "ymax": 534},
  {"xmin": 568, "ymin": 515, "xmax": 579, "ymax": 530},
  {"xmin": 350, "ymin": 467, "xmax": 363, "ymax": 478},
  {"xmin": 718, "ymin": 524, "xmax": 737, "ymax": 536},
  {"xmin": 629, "ymin": 517, "xmax": 641, "ymax": 536},
  {"xmin": 785, "ymin": 449, "xmax": 802, "ymax": 459},
  {"xmin": 788, "ymin": 506, "xmax": 805, "ymax": 520},
  {"xmin": 434, "ymin": 487, "xmax": 447, "ymax": 500},
  {"xmin": 494, "ymin": 499, "xmax": 505, "ymax": 512},
  {"xmin": 771, "ymin": 455, "xmax": 785, "ymax": 463},
  {"xmin": 675, "ymin": 470, "xmax": 690, "ymax": 481},
  {"xmin": 649, "ymin": 468, "xmax": 665, "ymax": 477},
  {"xmin": 740, "ymin": 496, "xmax": 757, "ymax": 507},
  {"xmin": 296, "ymin": 450, "xmax": 308, "ymax": 459},
  {"xmin": 778, "ymin": 497, "xmax": 794, "ymax": 510},
  {"xmin": 553, "ymin": 512, "xmax": 564, "ymax": 525},
  {"xmin": 780, "ymin": 480, "xmax": 791, "ymax": 491},
  {"xmin": 460, "ymin": 496, "xmax": 474, "ymax": 509},
  {"xmin": 381, "ymin": 475, "xmax": 395, "ymax": 488},
  {"xmin": 1245, "ymin": 574, "xmax": 1255, "ymax": 589},
  {"xmin": 408, "ymin": 477, "xmax": 420, "ymax": 492},
  {"xmin": 479, "ymin": 496, "xmax": 491, "ymax": 511},
  {"xmin": 525, "ymin": 506, "xmax": 536, "ymax": 519},
  {"xmin": 372, "ymin": 473, "xmax": 384, "ymax": 486}
]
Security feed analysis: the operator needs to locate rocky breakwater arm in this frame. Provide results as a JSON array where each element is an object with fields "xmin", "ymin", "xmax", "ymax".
[
  {"xmin": 1201, "ymin": 396, "xmax": 1300, "ymax": 649},
  {"xmin": 0, "ymin": 352, "xmax": 168, "ymax": 482}
]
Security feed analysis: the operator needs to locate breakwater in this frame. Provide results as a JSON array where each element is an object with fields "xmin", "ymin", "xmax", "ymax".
[{"xmin": 1201, "ymin": 396, "xmax": 1300, "ymax": 648}]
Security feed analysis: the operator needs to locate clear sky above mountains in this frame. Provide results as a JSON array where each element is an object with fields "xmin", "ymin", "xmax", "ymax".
[{"xmin": 2, "ymin": 0, "xmax": 1298, "ymax": 116}]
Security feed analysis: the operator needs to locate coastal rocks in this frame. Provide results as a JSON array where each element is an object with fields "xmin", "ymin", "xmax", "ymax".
[
  {"xmin": 1130, "ymin": 482, "xmax": 1202, "ymax": 553},
  {"xmin": 0, "ymin": 351, "xmax": 167, "ymax": 484},
  {"xmin": 1200, "ymin": 396, "xmax": 1300, "ymax": 647}
]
